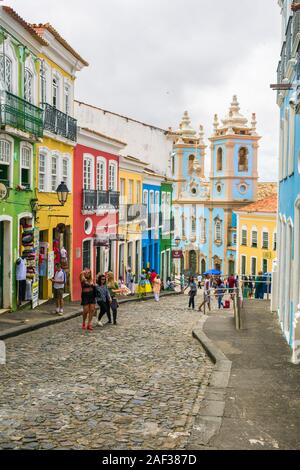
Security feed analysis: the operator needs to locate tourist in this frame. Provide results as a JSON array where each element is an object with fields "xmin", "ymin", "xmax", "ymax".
[
  {"xmin": 126, "ymin": 268, "xmax": 135, "ymax": 295},
  {"xmin": 228, "ymin": 274, "xmax": 237, "ymax": 299},
  {"xmin": 52, "ymin": 263, "xmax": 65, "ymax": 315},
  {"xmin": 107, "ymin": 271, "xmax": 122, "ymax": 325},
  {"xmin": 153, "ymin": 274, "xmax": 161, "ymax": 302},
  {"xmin": 95, "ymin": 274, "xmax": 112, "ymax": 326},
  {"xmin": 185, "ymin": 275, "xmax": 197, "ymax": 310},
  {"xmin": 216, "ymin": 278, "xmax": 225, "ymax": 309},
  {"xmin": 80, "ymin": 268, "xmax": 96, "ymax": 331},
  {"xmin": 150, "ymin": 269, "xmax": 157, "ymax": 286},
  {"xmin": 255, "ymin": 271, "xmax": 265, "ymax": 299},
  {"xmin": 197, "ymin": 274, "xmax": 202, "ymax": 289},
  {"xmin": 198, "ymin": 274, "xmax": 211, "ymax": 312}
]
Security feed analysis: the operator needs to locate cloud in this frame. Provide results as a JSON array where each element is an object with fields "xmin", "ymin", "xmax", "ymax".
[{"xmin": 5, "ymin": 0, "xmax": 281, "ymax": 180}]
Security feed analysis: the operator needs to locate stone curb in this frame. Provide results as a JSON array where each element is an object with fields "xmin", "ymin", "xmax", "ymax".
[
  {"xmin": 188, "ymin": 316, "xmax": 232, "ymax": 449},
  {"xmin": 0, "ymin": 291, "xmax": 182, "ymax": 341}
]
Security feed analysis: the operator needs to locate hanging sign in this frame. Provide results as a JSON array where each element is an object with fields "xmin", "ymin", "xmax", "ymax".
[
  {"xmin": 172, "ymin": 250, "xmax": 183, "ymax": 259},
  {"xmin": 0, "ymin": 183, "xmax": 8, "ymax": 200}
]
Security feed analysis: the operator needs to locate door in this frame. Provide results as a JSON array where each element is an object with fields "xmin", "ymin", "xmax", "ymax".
[
  {"xmin": 82, "ymin": 240, "xmax": 92, "ymax": 270},
  {"xmin": 228, "ymin": 260, "xmax": 235, "ymax": 276},
  {"xmin": 0, "ymin": 222, "xmax": 3, "ymax": 308},
  {"xmin": 189, "ymin": 250, "xmax": 197, "ymax": 275}
]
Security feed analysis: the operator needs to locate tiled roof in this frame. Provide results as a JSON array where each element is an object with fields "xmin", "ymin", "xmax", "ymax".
[
  {"xmin": 31, "ymin": 23, "xmax": 88, "ymax": 66},
  {"xmin": 2, "ymin": 6, "xmax": 48, "ymax": 46},
  {"xmin": 237, "ymin": 194, "xmax": 278, "ymax": 214},
  {"xmin": 257, "ymin": 182, "xmax": 278, "ymax": 200},
  {"xmin": 80, "ymin": 127, "xmax": 126, "ymax": 146}
]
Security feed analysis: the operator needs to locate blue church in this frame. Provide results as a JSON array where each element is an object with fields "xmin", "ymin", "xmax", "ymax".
[{"xmin": 171, "ymin": 96, "xmax": 261, "ymax": 277}]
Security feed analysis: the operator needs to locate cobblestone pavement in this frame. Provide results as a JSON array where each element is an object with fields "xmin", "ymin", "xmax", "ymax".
[{"xmin": 0, "ymin": 295, "xmax": 213, "ymax": 450}]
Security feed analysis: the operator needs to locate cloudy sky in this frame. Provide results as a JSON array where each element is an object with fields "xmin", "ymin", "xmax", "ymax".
[{"xmin": 6, "ymin": 0, "xmax": 281, "ymax": 180}]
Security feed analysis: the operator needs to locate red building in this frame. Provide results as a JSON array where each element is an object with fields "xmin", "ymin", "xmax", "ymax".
[{"xmin": 73, "ymin": 128, "xmax": 126, "ymax": 301}]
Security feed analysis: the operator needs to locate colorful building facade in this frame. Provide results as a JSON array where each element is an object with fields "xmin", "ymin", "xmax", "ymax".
[
  {"xmin": 171, "ymin": 98, "xmax": 260, "ymax": 277},
  {"xmin": 160, "ymin": 180, "xmax": 174, "ymax": 283},
  {"xmin": 72, "ymin": 128, "xmax": 125, "ymax": 301},
  {"xmin": 0, "ymin": 6, "xmax": 44, "ymax": 310},
  {"xmin": 236, "ymin": 194, "xmax": 277, "ymax": 277},
  {"xmin": 272, "ymin": 0, "xmax": 300, "ymax": 363}
]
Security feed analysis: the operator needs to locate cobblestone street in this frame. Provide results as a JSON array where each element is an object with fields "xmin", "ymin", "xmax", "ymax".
[{"xmin": 0, "ymin": 295, "xmax": 213, "ymax": 450}]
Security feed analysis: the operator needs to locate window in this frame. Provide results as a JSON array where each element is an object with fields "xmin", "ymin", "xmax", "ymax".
[
  {"xmin": 188, "ymin": 155, "xmax": 195, "ymax": 175},
  {"xmin": 24, "ymin": 68, "xmax": 33, "ymax": 103},
  {"xmin": 136, "ymin": 181, "xmax": 141, "ymax": 204},
  {"xmin": 51, "ymin": 155, "xmax": 58, "ymax": 191},
  {"xmin": 273, "ymin": 232, "xmax": 277, "ymax": 251},
  {"xmin": 0, "ymin": 54, "xmax": 12, "ymax": 91},
  {"xmin": 262, "ymin": 231, "xmax": 269, "ymax": 249},
  {"xmin": 262, "ymin": 258, "xmax": 268, "ymax": 274},
  {"xmin": 64, "ymin": 84, "xmax": 70, "ymax": 114},
  {"xmin": 251, "ymin": 229, "xmax": 258, "ymax": 247},
  {"xmin": 215, "ymin": 219, "xmax": 222, "ymax": 243},
  {"xmin": 38, "ymin": 152, "xmax": 46, "ymax": 191},
  {"xmin": 241, "ymin": 255, "xmax": 246, "ymax": 275},
  {"xmin": 108, "ymin": 162, "xmax": 117, "ymax": 191},
  {"xmin": 161, "ymin": 192, "xmax": 166, "ymax": 228},
  {"xmin": 128, "ymin": 180, "xmax": 133, "ymax": 204},
  {"xmin": 83, "ymin": 157, "xmax": 93, "ymax": 190},
  {"xmin": 149, "ymin": 190, "xmax": 154, "ymax": 227},
  {"xmin": 191, "ymin": 205, "xmax": 196, "ymax": 234},
  {"xmin": 155, "ymin": 191, "xmax": 160, "ymax": 227},
  {"xmin": 62, "ymin": 157, "xmax": 68, "ymax": 184},
  {"xmin": 21, "ymin": 145, "xmax": 31, "ymax": 188},
  {"xmin": 232, "ymin": 232, "xmax": 237, "ymax": 245},
  {"xmin": 96, "ymin": 159, "xmax": 106, "ymax": 190},
  {"xmin": 251, "ymin": 257, "xmax": 257, "ymax": 276},
  {"xmin": 200, "ymin": 217, "xmax": 206, "ymax": 242},
  {"xmin": 52, "ymin": 76, "xmax": 59, "ymax": 108},
  {"xmin": 0, "ymin": 139, "xmax": 11, "ymax": 186},
  {"xmin": 238, "ymin": 147, "xmax": 249, "ymax": 172},
  {"xmin": 40, "ymin": 61, "xmax": 46, "ymax": 104},
  {"xmin": 241, "ymin": 228, "xmax": 247, "ymax": 246},
  {"xmin": 82, "ymin": 240, "xmax": 92, "ymax": 270},
  {"xmin": 216, "ymin": 183, "xmax": 222, "ymax": 193},
  {"xmin": 181, "ymin": 214, "xmax": 185, "ymax": 237},
  {"xmin": 217, "ymin": 147, "xmax": 223, "ymax": 171}
]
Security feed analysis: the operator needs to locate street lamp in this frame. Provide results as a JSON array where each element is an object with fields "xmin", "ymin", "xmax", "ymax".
[
  {"xmin": 30, "ymin": 181, "xmax": 70, "ymax": 214},
  {"xmin": 175, "ymin": 236, "xmax": 181, "ymax": 247}
]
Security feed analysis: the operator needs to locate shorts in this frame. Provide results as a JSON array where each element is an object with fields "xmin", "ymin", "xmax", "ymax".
[
  {"xmin": 81, "ymin": 291, "xmax": 96, "ymax": 306},
  {"xmin": 54, "ymin": 288, "xmax": 64, "ymax": 300}
]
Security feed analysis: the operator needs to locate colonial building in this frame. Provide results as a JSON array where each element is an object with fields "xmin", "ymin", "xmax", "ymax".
[
  {"xmin": 272, "ymin": 0, "xmax": 300, "ymax": 363},
  {"xmin": 72, "ymin": 128, "xmax": 125, "ymax": 301},
  {"xmin": 236, "ymin": 194, "xmax": 277, "ymax": 277},
  {"xmin": 31, "ymin": 22, "xmax": 87, "ymax": 302},
  {"xmin": 0, "ymin": 6, "xmax": 45, "ymax": 311},
  {"xmin": 160, "ymin": 178, "xmax": 174, "ymax": 283},
  {"xmin": 171, "ymin": 96, "xmax": 260, "ymax": 276}
]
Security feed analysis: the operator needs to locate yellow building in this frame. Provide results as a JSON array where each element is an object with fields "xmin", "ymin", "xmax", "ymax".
[
  {"xmin": 31, "ymin": 23, "xmax": 88, "ymax": 301},
  {"xmin": 118, "ymin": 156, "xmax": 146, "ymax": 281},
  {"xmin": 236, "ymin": 194, "xmax": 277, "ymax": 276}
]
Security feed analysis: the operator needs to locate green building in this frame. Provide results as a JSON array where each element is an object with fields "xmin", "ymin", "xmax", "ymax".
[
  {"xmin": 160, "ymin": 179, "xmax": 174, "ymax": 283},
  {"xmin": 0, "ymin": 6, "xmax": 44, "ymax": 311}
]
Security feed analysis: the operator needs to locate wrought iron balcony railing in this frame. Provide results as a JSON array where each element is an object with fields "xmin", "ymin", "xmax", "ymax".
[
  {"xmin": 42, "ymin": 103, "xmax": 77, "ymax": 142},
  {"xmin": 83, "ymin": 190, "xmax": 120, "ymax": 211},
  {"xmin": 0, "ymin": 91, "xmax": 43, "ymax": 138}
]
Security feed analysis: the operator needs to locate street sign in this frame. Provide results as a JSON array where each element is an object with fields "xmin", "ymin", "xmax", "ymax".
[{"xmin": 172, "ymin": 250, "xmax": 183, "ymax": 259}]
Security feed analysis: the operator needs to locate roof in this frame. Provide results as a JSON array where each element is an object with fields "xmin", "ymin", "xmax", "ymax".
[
  {"xmin": 257, "ymin": 182, "xmax": 278, "ymax": 200},
  {"xmin": 236, "ymin": 194, "xmax": 278, "ymax": 214},
  {"xmin": 75, "ymin": 100, "xmax": 168, "ymax": 133},
  {"xmin": 31, "ymin": 23, "xmax": 88, "ymax": 66},
  {"xmin": 143, "ymin": 168, "xmax": 165, "ymax": 179},
  {"xmin": 124, "ymin": 155, "xmax": 149, "ymax": 166},
  {"xmin": 80, "ymin": 127, "xmax": 126, "ymax": 146},
  {"xmin": 2, "ymin": 6, "xmax": 48, "ymax": 46}
]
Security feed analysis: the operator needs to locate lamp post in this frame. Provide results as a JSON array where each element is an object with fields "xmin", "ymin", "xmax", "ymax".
[{"xmin": 31, "ymin": 181, "xmax": 70, "ymax": 215}]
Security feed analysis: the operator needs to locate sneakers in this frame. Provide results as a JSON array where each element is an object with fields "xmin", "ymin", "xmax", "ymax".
[
  {"xmin": 97, "ymin": 320, "xmax": 104, "ymax": 327},
  {"xmin": 58, "ymin": 309, "xmax": 63, "ymax": 316},
  {"xmin": 87, "ymin": 324, "xmax": 93, "ymax": 331},
  {"xmin": 82, "ymin": 323, "xmax": 86, "ymax": 330}
]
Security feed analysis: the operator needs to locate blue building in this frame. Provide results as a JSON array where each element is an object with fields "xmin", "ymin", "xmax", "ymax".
[
  {"xmin": 272, "ymin": 0, "xmax": 300, "ymax": 363},
  {"xmin": 172, "ymin": 98, "xmax": 260, "ymax": 277},
  {"xmin": 142, "ymin": 169, "xmax": 163, "ymax": 274}
]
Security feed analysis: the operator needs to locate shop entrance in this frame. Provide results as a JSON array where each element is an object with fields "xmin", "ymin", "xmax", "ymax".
[
  {"xmin": 53, "ymin": 224, "xmax": 70, "ymax": 294},
  {"xmin": 0, "ymin": 222, "xmax": 3, "ymax": 308}
]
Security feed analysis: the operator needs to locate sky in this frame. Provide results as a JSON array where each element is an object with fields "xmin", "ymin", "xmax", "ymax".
[{"xmin": 5, "ymin": 0, "xmax": 281, "ymax": 181}]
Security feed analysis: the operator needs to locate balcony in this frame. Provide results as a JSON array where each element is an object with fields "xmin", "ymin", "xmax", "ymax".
[
  {"xmin": 0, "ymin": 91, "xmax": 43, "ymax": 139},
  {"xmin": 82, "ymin": 190, "xmax": 120, "ymax": 212},
  {"xmin": 42, "ymin": 103, "xmax": 77, "ymax": 142}
]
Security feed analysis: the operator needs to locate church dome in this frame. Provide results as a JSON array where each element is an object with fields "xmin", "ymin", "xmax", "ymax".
[
  {"xmin": 215, "ymin": 95, "xmax": 255, "ymax": 136},
  {"xmin": 177, "ymin": 111, "xmax": 197, "ymax": 139}
]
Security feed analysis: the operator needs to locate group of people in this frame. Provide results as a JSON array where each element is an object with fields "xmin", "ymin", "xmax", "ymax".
[{"xmin": 241, "ymin": 273, "xmax": 271, "ymax": 299}]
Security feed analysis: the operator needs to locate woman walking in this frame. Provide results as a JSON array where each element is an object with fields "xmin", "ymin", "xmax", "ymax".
[
  {"xmin": 107, "ymin": 271, "xmax": 121, "ymax": 325},
  {"xmin": 95, "ymin": 274, "xmax": 112, "ymax": 326},
  {"xmin": 80, "ymin": 268, "xmax": 96, "ymax": 331},
  {"xmin": 153, "ymin": 274, "xmax": 161, "ymax": 302},
  {"xmin": 216, "ymin": 278, "xmax": 225, "ymax": 309},
  {"xmin": 185, "ymin": 276, "xmax": 197, "ymax": 310}
]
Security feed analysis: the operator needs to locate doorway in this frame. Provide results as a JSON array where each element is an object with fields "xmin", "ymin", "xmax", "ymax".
[
  {"xmin": 0, "ymin": 222, "xmax": 3, "ymax": 308},
  {"xmin": 189, "ymin": 250, "xmax": 197, "ymax": 275}
]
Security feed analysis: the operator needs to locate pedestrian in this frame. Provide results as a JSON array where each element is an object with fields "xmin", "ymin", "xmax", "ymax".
[
  {"xmin": 80, "ymin": 268, "xmax": 96, "ymax": 331},
  {"xmin": 227, "ymin": 274, "xmax": 236, "ymax": 299},
  {"xmin": 150, "ymin": 269, "xmax": 157, "ymax": 286},
  {"xmin": 153, "ymin": 274, "xmax": 161, "ymax": 302},
  {"xmin": 52, "ymin": 263, "xmax": 65, "ymax": 315},
  {"xmin": 107, "ymin": 271, "xmax": 121, "ymax": 325},
  {"xmin": 185, "ymin": 276, "xmax": 197, "ymax": 309},
  {"xmin": 197, "ymin": 274, "xmax": 202, "ymax": 289},
  {"xmin": 216, "ymin": 279, "xmax": 225, "ymax": 309},
  {"xmin": 255, "ymin": 271, "xmax": 264, "ymax": 299},
  {"xmin": 126, "ymin": 268, "xmax": 135, "ymax": 295},
  {"xmin": 16, "ymin": 256, "xmax": 27, "ymax": 306},
  {"xmin": 198, "ymin": 274, "xmax": 211, "ymax": 312},
  {"xmin": 95, "ymin": 273, "xmax": 112, "ymax": 326}
]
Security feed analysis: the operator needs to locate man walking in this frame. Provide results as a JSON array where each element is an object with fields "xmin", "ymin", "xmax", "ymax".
[
  {"xmin": 52, "ymin": 263, "xmax": 65, "ymax": 315},
  {"xmin": 197, "ymin": 274, "xmax": 202, "ymax": 289},
  {"xmin": 198, "ymin": 274, "xmax": 211, "ymax": 312}
]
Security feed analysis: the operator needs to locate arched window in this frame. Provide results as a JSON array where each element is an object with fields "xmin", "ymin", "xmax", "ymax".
[
  {"xmin": 241, "ymin": 225, "xmax": 248, "ymax": 246},
  {"xmin": 52, "ymin": 76, "xmax": 59, "ymax": 108},
  {"xmin": 215, "ymin": 219, "xmax": 222, "ymax": 243},
  {"xmin": 24, "ymin": 68, "xmax": 33, "ymax": 103},
  {"xmin": 238, "ymin": 147, "xmax": 249, "ymax": 172},
  {"xmin": 0, "ymin": 54, "xmax": 12, "ymax": 91},
  {"xmin": 217, "ymin": 147, "xmax": 223, "ymax": 171},
  {"xmin": 108, "ymin": 162, "xmax": 117, "ymax": 191},
  {"xmin": 21, "ymin": 143, "xmax": 32, "ymax": 188},
  {"xmin": 51, "ymin": 154, "xmax": 58, "ymax": 192},
  {"xmin": 251, "ymin": 226, "xmax": 258, "ymax": 247},
  {"xmin": 0, "ymin": 138, "xmax": 12, "ymax": 186},
  {"xmin": 83, "ymin": 154, "xmax": 94, "ymax": 191},
  {"xmin": 96, "ymin": 158, "xmax": 106, "ymax": 191},
  {"xmin": 38, "ymin": 151, "xmax": 47, "ymax": 191},
  {"xmin": 262, "ymin": 228, "xmax": 269, "ymax": 249},
  {"xmin": 188, "ymin": 155, "xmax": 195, "ymax": 175},
  {"xmin": 201, "ymin": 258, "xmax": 206, "ymax": 274}
]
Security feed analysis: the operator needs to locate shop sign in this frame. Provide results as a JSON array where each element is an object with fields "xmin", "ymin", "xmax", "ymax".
[
  {"xmin": 0, "ymin": 183, "xmax": 8, "ymax": 200},
  {"xmin": 31, "ymin": 282, "xmax": 39, "ymax": 309},
  {"xmin": 172, "ymin": 250, "xmax": 183, "ymax": 259},
  {"xmin": 263, "ymin": 251, "xmax": 273, "ymax": 260},
  {"xmin": 48, "ymin": 251, "xmax": 55, "ymax": 279},
  {"xmin": 94, "ymin": 239, "xmax": 109, "ymax": 247}
]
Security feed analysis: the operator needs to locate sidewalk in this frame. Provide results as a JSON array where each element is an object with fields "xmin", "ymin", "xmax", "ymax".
[
  {"xmin": 189, "ymin": 299, "xmax": 300, "ymax": 450},
  {"xmin": 0, "ymin": 290, "xmax": 181, "ymax": 340}
]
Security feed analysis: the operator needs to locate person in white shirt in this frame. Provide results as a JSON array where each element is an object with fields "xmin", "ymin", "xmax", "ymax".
[
  {"xmin": 16, "ymin": 256, "xmax": 27, "ymax": 305},
  {"xmin": 52, "ymin": 263, "xmax": 65, "ymax": 315},
  {"xmin": 198, "ymin": 275, "xmax": 211, "ymax": 312},
  {"xmin": 197, "ymin": 274, "xmax": 202, "ymax": 289}
]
